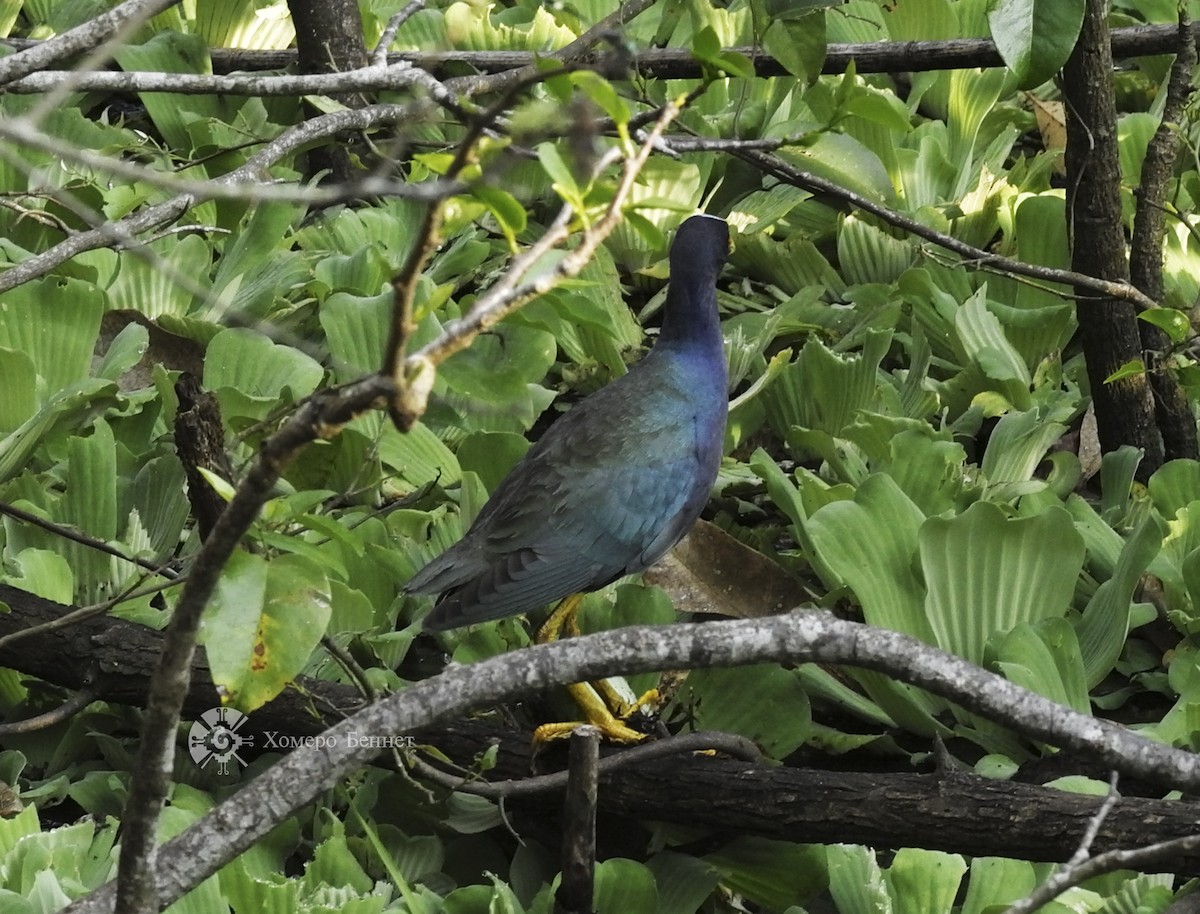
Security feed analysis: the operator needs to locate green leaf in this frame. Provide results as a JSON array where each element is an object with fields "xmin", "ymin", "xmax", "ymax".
[
  {"xmin": 1076, "ymin": 513, "xmax": 1164, "ymax": 687},
  {"xmin": 960, "ymin": 857, "xmax": 1037, "ymax": 914},
  {"xmin": 536, "ymin": 142, "xmax": 582, "ymax": 207},
  {"xmin": 571, "ymin": 70, "xmax": 629, "ymax": 127},
  {"xmin": 471, "ymin": 184, "xmax": 527, "ymax": 247},
  {"xmin": 706, "ymin": 838, "xmax": 826, "ymax": 911},
  {"xmin": 0, "ymin": 277, "xmax": 103, "ymax": 397},
  {"xmin": 827, "ymin": 844, "xmax": 890, "ymax": 914},
  {"xmin": 646, "ymin": 853, "xmax": 722, "ymax": 914},
  {"xmin": 203, "ymin": 327, "xmax": 325, "ymax": 422},
  {"xmin": 919, "ymin": 501, "xmax": 1085, "ymax": 664},
  {"xmin": 0, "ymin": 348, "xmax": 37, "ymax": 432},
  {"xmin": 763, "ymin": 13, "xmax": 827, "ymax": 83},
  {"xmin": 980, "ymin": 407, "xmax": 1066, "ymax": 487},
  {"xmin": 594, "ymin": 858, "xmax": 658, "ymax": 914},
  {"xmin": 808, "ymin": 473, "xmax": 931, "ymax": 642},
  {"xmin": 991, "ymin": 619, "xmax": 1089, "ymax": 713},
  {"xmin": 203, "ymin": 553, "xmax": 332, "ymax": 712},
  {"xmin": 1104, "ymin": 357, "xmax": 1146, "ymax": 383},
  {"xmin": 987, "ymin": 0, "xmax": 1085, "ymax": 89},
  {"xmin": 1139, "ymin": 307, "xmax": 1192, "ymax": 345},
  {"xmin": 678, "ymin": 664, "xmax": 811, "ymax": 759},
  {"xmin": 887, "ymin": 848, "xmax": 966, "ymax": 914}
]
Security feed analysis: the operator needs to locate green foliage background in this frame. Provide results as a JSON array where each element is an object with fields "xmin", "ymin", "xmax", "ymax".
[{"xmin": 1, "ymin": 0, "xmax": 1200, "ymax": 911}]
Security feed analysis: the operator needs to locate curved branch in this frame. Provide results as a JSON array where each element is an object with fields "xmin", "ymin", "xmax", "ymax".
[
  {"xmin": 0, "ymin": 0, "xmax": 180, "ymax": 87},
  {"xmin": 64, "ymin": 612, "xmax": 1200, "ymax": 914},
  {"xmin": 3, "ymin": 23, "xmax": 1193, "ymax": 86},
  {"xmin": 0, "ymin": 102, "xmax": 449, "ymax": 293},
  {"xmin": 733, "ymin": 147, "xmax": 1160, "ymax": 311}
]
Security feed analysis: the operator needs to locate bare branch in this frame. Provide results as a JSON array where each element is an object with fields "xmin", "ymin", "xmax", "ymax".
[
  {"xmin": 732, "ymin": 147, "xmax": 1161, "ymax": 311},
  {"xmin": 0, "ymin": 686, "xmax": 99, "ymax": 735},
  {"xmin": 373, "ymin": 0, "xmax": 426, "ymax": 67},
  {"xmin": 0, "ymin": 103, "xmax": 455, "ymax": 293},
  {"xmin": 0, "ymin": 0, "xmax": 180, "ymax": 87},
  {"xmin": 3, "ymin": 22, "xmax": 1191, "ymax": 85},
  {"xmin": 62, "ymin": 612, "xmax": 1200, "ymax": 914},
  {"xmin": 413, "ymin": 730, "xmax": 762, "ymax": 800}
]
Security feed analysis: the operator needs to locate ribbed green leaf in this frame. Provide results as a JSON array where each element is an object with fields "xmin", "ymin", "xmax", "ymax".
[
  {"xmin": 0, "ymin": 277, "xmax": 103, "ymax": 396},
  {"xmin": 0, "ymin": 380, "xmax": 117, "ymax": 484},
  {"xmin": 808, "ymin": 473, "xmax": 932, "ymax": 642},
  {"xmin": 827, "ymin": 845, "xmax": 892, "ymax": 914},
  {"xmin": 706, "ymin": 838, "xmax": 826, "ymax": 911},
  {"xmin": 646, "ymin": 852, "xmax": 722, "ymax": 914},
  {"xmin": 203, "ymin": 327, "xmax": 324, "ymax": 406},
  {"xmin": 1077, "ymin": 514, "xmax": 1164, "ymax": 686},
  {"xmin": 62, "ymin": 419, "xmax": 118, "ymax": 541},
  {"xmin": 992, "ymin": 619, "xmax": 1088, "ymax": 713},
  {"xmin": 837, "ymin": 214, "xmax": 915, "ymax": 285},
  {"xmin": 131, "ymin": 456, "xmax": 190, "ymax": 558},
  {"xmin": 960, "ymin": 857, "xmax": 1037, "ymax": 914},
  {"xmin": 0, "ymin": 348, "xmax": 37, "ymax": 432},
  {"xmin": 980, "ymin": 407, "xmax": 1066, "ymax": 486},
  {"xmin": 887, "ymin": 848, "xmax": 966, "ymax": 914},
  {"xmin": 376, "ymin": 419, "xmax": 462, "ymax": 489},
  {"xmin": 106, "ymin": 235, "xmax": 213, "ymax": 318},
  {"xmin": 594, "ymin": 858, "xmax": 658, "ymax": 914},
  {"xmin": 1148, "ymin": 459, "xmax": 1200, "ymax": 518},
  {"xmin": 680, "ymin": 664, "xmax": 811, "ymax": 759},
  {"xmin": 194, "ymin": 0, "xmax": 295, "ymax": 49},
  {"xmin": 955, "ymin": 287, "xmax": 1031, "ymax": 394},
  {"xmin": 113, "ymin": 32, "xmax": 220, "ymax": 150},
  {"xmin": 320, "ymin": 291, "xmax": 390, "ymax": 382},
  {"xmin": 919, "ymin": 501, "xmax": 1084, "ymax": 664},
  {"xmin": 764, "ymin": 331, "xmax": 891, "ymax": 438}
]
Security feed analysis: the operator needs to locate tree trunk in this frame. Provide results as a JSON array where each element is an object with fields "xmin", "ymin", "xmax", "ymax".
[
  {"xmin": 1129, "ymin": 18, "xmax": 1198, "ymax": 462},
  {"xmin": 287, "ymin": 0, "xmax": 369, "ymax": 184},
  {"xmin": 1062, "ymin": 0, "xmax": 1164, "ymax": 478}
]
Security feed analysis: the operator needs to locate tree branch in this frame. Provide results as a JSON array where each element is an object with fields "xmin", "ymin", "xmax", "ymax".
[
  {"xmin": 730, "ymin": 146, "xmax": 1160, "ymax": 311},
  {"xmin": 0, "ymin": 0, "xmax": 180, "ymax": 87},
  {"xmin": 4, "ymin": 23, "xmax": 1195, "ymax": 87},
  {"xmin": 63, "ymin": 612, "xmax": 1200, "ymax": 913}
]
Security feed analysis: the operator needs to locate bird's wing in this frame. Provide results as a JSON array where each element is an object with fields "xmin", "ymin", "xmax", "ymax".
[{"xmin": 414, "ymin": 362, "xmax": 718, "ymax": 629}]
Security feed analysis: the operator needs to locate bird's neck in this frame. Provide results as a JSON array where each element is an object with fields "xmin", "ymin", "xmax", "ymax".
[{"xmin": 656, "ymin": 270, "xmax": 723, "ymax": 355}]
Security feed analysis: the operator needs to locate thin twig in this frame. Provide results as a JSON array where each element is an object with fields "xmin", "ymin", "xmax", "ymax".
[
  {"xmin": 410, "ymin": 730, "xmax": 763, "ymax": 799},
  {"xmin": 0, "ymin": 501, "xmax": 177, "ymax": 577},
  {"xmin": 372, "ymin": 0, "xmax": 425, "ymax": 67},
  {"xmin": 730, "ymin": 147, "xmax": 1160, "ymax": 311},
  {"xmin": 0, "ymin": 685, "xmax": 99, "ymax": 735}
]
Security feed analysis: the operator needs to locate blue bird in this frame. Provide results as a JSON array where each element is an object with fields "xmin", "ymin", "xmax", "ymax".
[{"xmin": 407, "ymin": 214, "xmax": 730, "ymax": 641}]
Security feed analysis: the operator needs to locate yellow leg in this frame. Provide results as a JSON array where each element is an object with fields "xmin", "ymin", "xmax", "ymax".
[{"xmin": 533, "ymin": 594, "xmax": 651, "ymax": 745}]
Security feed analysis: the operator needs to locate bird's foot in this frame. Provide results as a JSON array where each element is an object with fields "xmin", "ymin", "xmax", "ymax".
[
  {"xmin": 533, "ymin": 594, "xmax": 662, "ymax": 745},
  {"xmin": 532, "ymin": 681, "xmax": 650, "ymax": 745}
]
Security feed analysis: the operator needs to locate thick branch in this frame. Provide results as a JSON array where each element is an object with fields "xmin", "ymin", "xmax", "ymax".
[
  {"xmin": 5, "ymin": 584, "xmax": 1200, "ymax": 889},
  {"xmin": 0, "ymin": 0, "xmax": 180, "ymax": 87},
  {"xmin": 1063, "ymin": 0, "xmax": 1164, "ymax": 474},
  {"xmin": 1130, "ymin": 15, "xmax": 1197, "ymax": 462},
  {"xmin": 4, "ymin": 23, "xmax": 1194, "ymax": 86},
  {"xmin": 62, "ymin": 612, "xmax": 1200, "ymax": 913}
]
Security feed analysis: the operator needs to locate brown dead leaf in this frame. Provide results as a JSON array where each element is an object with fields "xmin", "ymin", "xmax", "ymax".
[
  {"xmin": 644, "ymin": 519, "xmax": 804, "ymax": 618},
  {"xmin": 1026, "ymin": 93, "xmax": 1067, "ymax": 175}
]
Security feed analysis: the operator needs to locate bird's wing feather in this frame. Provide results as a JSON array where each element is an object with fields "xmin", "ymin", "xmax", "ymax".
[{"xmin": 414, "ymin": 354, "xmax": 721, "ymax": 628}]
